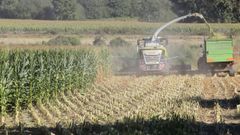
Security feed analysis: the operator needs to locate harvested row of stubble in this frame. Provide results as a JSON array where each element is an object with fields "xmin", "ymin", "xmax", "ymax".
[
  {"xmin": 80, "ymin": 76, "xmax": 157, "ymax": 123},
  {"xmin": 201, "ymin": 77, "xmax": 220, "ymax": 124},
  {"xmin": 200, "ymin": 76, "xmax": 240, "ymax": 125},
  {"xmin": 17, "ymin": 76, "xmax": 136, "ymax": 126},
  {"xmin": 12, "ymin": 75, "xmax": 204, "ymax": 127},
  {"xmin": 219, "ymin": 76, "xmax": 240, "ymax": 124},
  {"xmin": 11, "ymin": 75, "xmax": 240, "ymax": 128},
  {"xmin": 230, "ymin": 76, "xmax": 240, "ymax": 94},
  {"xmin": 133, "ymin": 75, "xmax": 203, "ymax": 119}
]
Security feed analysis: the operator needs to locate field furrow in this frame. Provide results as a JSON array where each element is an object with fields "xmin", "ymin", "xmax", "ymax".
[
  {"xmin": 201, "ymin": 78, "xmax": 217, "ymax": 124},
  {"xmin": 4, "ymin": 75, "xmax": 240, "ymax": 133}
]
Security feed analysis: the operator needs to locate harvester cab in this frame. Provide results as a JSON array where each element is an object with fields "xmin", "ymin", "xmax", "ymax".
[{"xmin": 137, "ymin": 37, "xmax": 169, "ymax": 72}]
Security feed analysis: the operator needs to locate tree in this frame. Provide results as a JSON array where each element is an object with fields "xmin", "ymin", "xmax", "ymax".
[
  {"xmin": 139, "ymin": 0, "xmax": 176, "ymax": 22},
  {"xmin": 79, "ymin": 0, "xmax": 109, "ymax": 19},
  {"xmin": 15, "ymin": 0, "xmax": 48, "ymax": 19},
  {"xmin": 107, "ymin": 0, "xmax": 131, "ymax": 17},
  {"xmin": 171, "ymin": 0, "xmax": 239, "ymax": 22},
  {"xmin": 0, "ymin": 0, "xmax": 18, "ymax": 18},
  {"xmin": 232, "ymin": 0, "xmax": 240, "ymax": 22},
  {"xmin": 213, "ymin": 0, "xmax": 234, "ymax": 22},
  {"xmin": 129, "ymin": 0, "xmax": 142, "ymax": 17},
  {"xmin": 0, "ymin": 0, "xmax": 55, "ymax": 19},
  {"xmin": 32, "ymin": 0, "xmax": 53, "ymax": 19},
  {"xmin": 75, "ymin": 2, "xmax": 86, "ymax": 19},
  {"xmin": 52, "ymin": 0, "xmax": 78, "ymax": 20},
  {"xmin": 0, "ymin": 0, "xmax": 238, "ymax": 22}
]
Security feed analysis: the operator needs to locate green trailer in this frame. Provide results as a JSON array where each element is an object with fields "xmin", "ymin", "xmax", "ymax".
[{"xmin": 198, "ymin": 39, "xmax": 235, "ymax": 76}]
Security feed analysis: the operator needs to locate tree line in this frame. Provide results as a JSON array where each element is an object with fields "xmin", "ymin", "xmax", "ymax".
[{"xmin": 0, "ymin": 0, "xmax": 239, "ymax": 22}]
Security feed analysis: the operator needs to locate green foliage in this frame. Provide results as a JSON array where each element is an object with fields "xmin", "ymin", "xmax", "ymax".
[
  {"xmin": 0, "ymin": 0, "xmax": 239, "ymax": 22},
  {"xmin": 108, "ymin": 0, "xmax": 131, "ymax": 17},
  {"xmin": 171, "ymin": 0, "xmax": 240, "ymax": 23},
  {"xmin": 0, "ymin": 48, "xmax": 109, "ymax": 116},
  {"xmin": 46, "ymin": 36, "xmax": 81, "ymax": 46},
  {"xmin": 129, "ymin": 0, "xmax": 142, "ymax": 17},
  {"xmin": 109, "ymin": 37, "xmax": 130, "ymax": 47},
  {"xmin": 75, "ymin": 2, "xmax": 86, "ymax": 19},
  {"xmin": 79, "ymin": 0, "xmax": 109, "ymax": 19},
  {"xmin": 52, "ymin": 0, "xmax": 78, "ymax": 20},
  {"xmin": 0, "ymin": 0, "xmax": 18, "ymax": 18},
  {"xmin": 0, "ymin": 0, "xmax": 53, "ymax": 19},
  {"xmin": 15, "ymin": 0, "xmax": 35, "ymax": 19},
  {"xmin": 139, "ymin": 0, "xmax": 177, "ymax": 22},
  {"xmin": 14, "ymin": 0, "xmax": 50, "ymax": 19}
]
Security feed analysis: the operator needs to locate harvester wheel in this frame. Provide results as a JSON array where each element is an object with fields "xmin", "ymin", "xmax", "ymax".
[{"xmin": 163, "ymin": 63, "xmax": 170, "ymax": 75}]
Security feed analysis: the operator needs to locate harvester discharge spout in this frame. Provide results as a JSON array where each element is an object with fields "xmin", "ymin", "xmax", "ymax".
[{"xmin": 151, "ymin": 13, "xmax": 214, "ymax": 42}]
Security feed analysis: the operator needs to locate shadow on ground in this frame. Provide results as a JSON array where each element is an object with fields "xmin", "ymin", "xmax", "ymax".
[
  {"xmin": 186, "ymin": 96, "xmax": 240, "ymax": 109},
  {"xmin": 1, "ymin": 114, "xmax": 240, "ymax": 135}
]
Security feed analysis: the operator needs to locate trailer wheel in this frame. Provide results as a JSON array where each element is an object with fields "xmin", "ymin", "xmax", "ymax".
[
  {"xmin": 210, "ymin": 69, "xmax": 216, "ymax": 76},
  {"xmin": 197, "ymin": 57, "xmax": 209, "ymax": 73}
]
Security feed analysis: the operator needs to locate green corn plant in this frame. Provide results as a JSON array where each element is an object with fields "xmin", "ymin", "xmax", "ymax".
[
  {"xmin": 0, "ymin": 47, "xmax": 109, "ymax": 116},
  {"xmin": 0, "ymin": 83, "xmax": 7, "ymax": 124}
]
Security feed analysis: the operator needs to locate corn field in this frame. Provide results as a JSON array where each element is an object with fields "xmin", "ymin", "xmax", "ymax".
[
  {"xmin": 0, "ymin": 19, "xmax": 240, "ymax": 35},
  {"xmin": 1, "ymin": 75, "xmax": 240, "ymax": 134},
  {"xmin": 0, "ymin": 48, "xmax": 109, "ymax": 124},
  {"xmin": 0, "ymin": 18, "xmax": 240, "ymax": 134}
]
